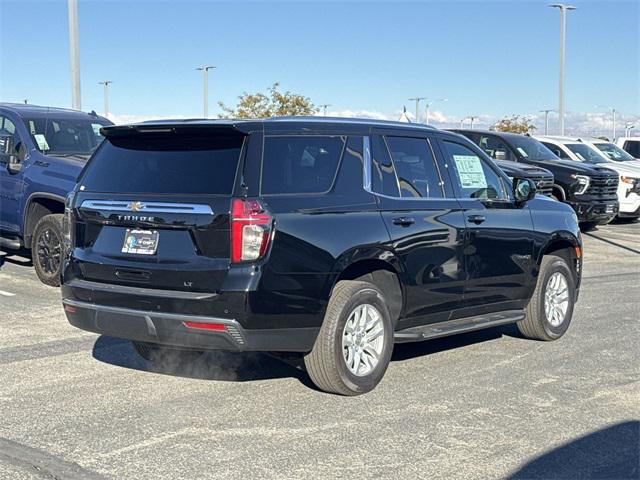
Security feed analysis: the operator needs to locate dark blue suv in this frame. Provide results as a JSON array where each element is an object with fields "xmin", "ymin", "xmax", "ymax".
[{"xmin": 0, "ymin": 103, "xmax": 112, "ymax": 285}]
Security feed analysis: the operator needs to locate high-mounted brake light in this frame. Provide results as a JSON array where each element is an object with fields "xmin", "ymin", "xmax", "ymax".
[{"xmin": 230, "ymin": 198, "xmax": 272, "ymax": 263}]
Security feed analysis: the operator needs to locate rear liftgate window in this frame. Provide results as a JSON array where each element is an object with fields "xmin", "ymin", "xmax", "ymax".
[
  {"xmin": 81, "ymin": 134, "xmax": 244, "ymax": 194},
  {"xmin": 261, "ymin": 136, "xmax": 345, "ymax": 194}
]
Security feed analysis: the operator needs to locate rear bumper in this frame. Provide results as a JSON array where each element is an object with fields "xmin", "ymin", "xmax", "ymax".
[
  {"xmin": 569, "ymin": 199, "xmax": 618, "ymax": 224},
  {"xmin": 62, "ymin": 298, "xmax": 319, "ymax": 352}
]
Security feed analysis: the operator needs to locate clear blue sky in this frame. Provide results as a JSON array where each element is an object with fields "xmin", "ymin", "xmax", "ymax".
[{"xmin": 1, "ymin": 0, "xmax": 638, "ymax": 124}]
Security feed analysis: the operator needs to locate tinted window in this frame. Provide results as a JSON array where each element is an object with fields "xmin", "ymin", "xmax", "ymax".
[
  {"xmin": 370, "ymin": 135, "xmax": 400, "ymax": 197},
  {"xmin": 622, "ymin": 140, "xmax": 640, "ymax": 158},
  {"xmin": 262, "ymin": 136, "xmax": 344, "ymax": 194},
  {"xmin": 541, "ymin": 142, "xmax": 569, "ymax": 159},
  {"xmin": 23, "ymin": 117, "xmax": 109, "ymax": 156},
  {"xmin": 385, "ymin": 136, "xmax": 443, "ymax": 198},
  {"xmin": 81, "ymin": 134, "xmax": 243, "ymax": 194},
  {"xmin": 479, "ymin": 135, "xmax": 514, "ymax": 161},
  {"xmin": 443, "ymin": 141, "xmax": 506, "ymax": 200}
]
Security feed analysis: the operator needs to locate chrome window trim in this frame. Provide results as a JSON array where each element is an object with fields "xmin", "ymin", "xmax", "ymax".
[{"xmin": 80, "ymin": 200, "xmax": 213, "ymax": 215}]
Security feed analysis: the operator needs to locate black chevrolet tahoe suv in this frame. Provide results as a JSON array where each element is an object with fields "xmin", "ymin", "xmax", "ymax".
[
  {"xmin": 452, "ymin": 129, "xmax": 619, "ymax": 229},
  {"xmin": 62, "ymin": 118, "xmax": 583, "ymax": 396}
]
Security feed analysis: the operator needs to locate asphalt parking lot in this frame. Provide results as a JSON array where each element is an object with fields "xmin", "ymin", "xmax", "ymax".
[{"xmin": 0, "ymin": 222, "xmax": 638, "ymax": 480}]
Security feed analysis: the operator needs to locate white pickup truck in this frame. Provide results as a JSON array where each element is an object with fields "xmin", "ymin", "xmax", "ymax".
[
  {"xmin": 616, "ymin": 137, "xmax": 640, "ymax": 159},
  {"xmin": 536, "ymin": 136, "xmax": 640, "ymax": 220}
]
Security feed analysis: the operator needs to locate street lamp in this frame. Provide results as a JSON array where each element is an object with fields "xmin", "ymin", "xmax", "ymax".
[
  {"xmin": 540, "ymin": 109, "xmax": 555, "ymax": 135},
  {"xmin": 319, "ymin": 104, "xmax": 331, "ymax": 116},
  {"xmin": 460, "ymin": 117, "xmax": 468, "ymax": 128},
  {"xmin": 98, "ymin": 81, "xmax": 113, "ymax": 117},
  {"xmin": 624, "ymin": 123, "xmax": 635, "ymax": 137},
  {"xmin": 196, "ymin": 65, "xmax": 216, "ymax": 118},
  {"xmin": 469, "ymin": 115, "xmax": 479, "ymax": 129},
  {"xmin": 68, "ymin": 0, "xmax": 81, "ymax": 110},
  {"xmin": 424, "ymin": 98, "xmax": 448, "ymax": 125},
  {"xmin": 408, "ymin": 97, "xmax": 426, "ymax": 123},
  {"xmin": 549, "ymin": 4, "xmax": 576, "ymax": 135},
  {"xmin": 595, "ymin": 104, "xmax": 617, "ymax": 140}
]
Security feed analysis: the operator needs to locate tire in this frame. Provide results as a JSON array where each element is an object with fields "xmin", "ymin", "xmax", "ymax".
[
  {"xmin": 517, "ymin": 253, "xmax": 576, "ymax": 341},
  {"xmin": 579, "ymin": 221, "xmax": 598, "ymax": 232},
  {"xmin": 304, "ymin": 280, "xmax": 394, "ymax": 396},
  {"xmin": 132, "ymin": 341, "xmax": 203, "ymax": 365},
  {"xmin": 31, "ymin": 213, "xmax": 64, "ymax": 287}
]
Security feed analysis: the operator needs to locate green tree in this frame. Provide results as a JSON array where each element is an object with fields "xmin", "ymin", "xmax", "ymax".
[
  {"xmin": 218, "ymin": 83, "xmax": 317, "ymax": 118},
  {"xmin": 491, "ymin": 115, "xmax": 537, "ymax": 134}
]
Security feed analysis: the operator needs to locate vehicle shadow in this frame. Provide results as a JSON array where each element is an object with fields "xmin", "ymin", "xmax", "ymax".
[
  {"xmin": 92, "ymin": 325, "xmax": 515, "ymax": 387},
  {"xmin": 91, "ymin": 335, "xmax": 316, "ymax": 388},
  {"xmin": 507, "ymin": 421, "xmax": 640, "ymax": 479},
  {"xmin": 0, "ymin": 248, "xmax": 33, "ymax": 268}
]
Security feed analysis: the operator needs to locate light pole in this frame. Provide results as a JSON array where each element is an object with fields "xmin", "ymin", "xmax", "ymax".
[
  {"xmin": 540, "ymin": 109, "xmax": 555, "ymax": 135},
  {"xmin": 424, "ymin": 98, "xmax": 448, "ymax": 125},
  {"xmin": 68, "ymin": 0, "xmax": 81, "ymax": 110},
  {"xmin": 460, "ymin": 117, "xmax": 468, "ymax": 128},
  {"xmin": 98, "ymin": 81, "xmax": 113, "ymax": 117},
  {"xmin": 595, "ymin": 105, "xmax": 618, "ymax": 140},
  {"xmin": 196, "ymin": 65, "xmax": 216, "ymax": 118},
  {"xmin": 624, "ymin": 123, "xmax": 635, "ymax": 137},
  {"xmin": 549, "ymin": 4, "xmax": 576, "ymax": 136},
  {"xmin": 408, "ymin": 97, "xmax": 426, "ymax": 123},
  {"xmin": 469, "ymin": 115, "xmax": 479, "ymax": 129},
  {"xmin": 319, "ymin": 104, "xmax": 331, "ymax": 116}
]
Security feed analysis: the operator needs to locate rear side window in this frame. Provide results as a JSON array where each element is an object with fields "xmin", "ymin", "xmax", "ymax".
[
  {"xmin": 261, "ymin": 136, "xmax": 345, "ymax": 194},
  {"xmin": 81, "ymin": 134, "xmax": 244, "ymax": 194},
  {"xmin": 622, "ymin": 140, "xmax": 640, "ymax": 158},
  {"xmin": 385, "ymin": 136, "xmax": 443, "ymax": 198}
]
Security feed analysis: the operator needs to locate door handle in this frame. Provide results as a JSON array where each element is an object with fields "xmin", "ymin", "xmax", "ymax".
[
  {"xmin": 467, "ymin": 214, "xmax": 486, "ymax": 224},
  {"xmin": 393, "ymin": 217, "xmax": 415, "ymax": 226}
]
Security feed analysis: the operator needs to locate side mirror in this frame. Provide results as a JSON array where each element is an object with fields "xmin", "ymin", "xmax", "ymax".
[
  {"xmin": 513, "ymin": 177, "xmax": 536, "ymax": 205},
  {"xmin": 494, "ymin": 149, "xmax": 508, "ymax": 161},
  {"xmin": 2, "ymin": 137, "xmax": 22, "ymax": 173}
]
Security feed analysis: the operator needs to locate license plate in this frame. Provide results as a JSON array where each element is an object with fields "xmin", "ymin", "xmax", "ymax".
[
  {"xmin": 121, "ymin": 229, "xmax": 159, "ymax": 255},
  {"xmin": 606, "ymin": 205, "xmax": 614, "ymax": 213}
]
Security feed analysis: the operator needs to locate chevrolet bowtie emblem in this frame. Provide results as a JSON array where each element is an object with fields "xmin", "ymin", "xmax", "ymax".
[{"xmin": 127, "ymin": 201, "xmax": 144, "ymax": 212}]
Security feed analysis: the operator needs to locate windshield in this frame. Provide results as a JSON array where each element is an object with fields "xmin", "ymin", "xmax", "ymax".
[
  {"xmin": 23, "ymin": 117, "xmax": 109, "ymax": 157},
  {"xmin": 565, "ymin": 143, "xmax": 609, "ymax": 164},
  {"xmin": 594, "ymin": 142, "xmax": 636, "ymax": 162},
  {"xmin": 508, "ymin": 136, "xmax": 557, "ymax": 160}
]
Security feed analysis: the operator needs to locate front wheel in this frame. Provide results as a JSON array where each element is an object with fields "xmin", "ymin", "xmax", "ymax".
[
  {"xmin": 31, "ymin": 213, "xmax": 64, "ymax": 287},
  {"xmin": 304, "ymin": 280, "xmax": 394, "ymax": 396},
  {"xmin": 517, "ymin": 253, "xmax": 576, "ymax": 341}
]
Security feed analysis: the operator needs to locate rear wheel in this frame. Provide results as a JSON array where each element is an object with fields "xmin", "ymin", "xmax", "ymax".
[
  {"xmin": 304, "ymin": 280, "xmax": 394, "ymax": 396},
  {"xmin": 132, "ymin": 341, "xmax": 203, "ymax": 365},
  {"xmin": 31, "ymin": 214, "xmax": 64, "ymax": 287},
  {"xmin": 517, "ymin": 253, "xmax": 576, "ymax": 341}
]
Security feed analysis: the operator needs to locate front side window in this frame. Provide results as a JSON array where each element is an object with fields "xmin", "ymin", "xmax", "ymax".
[
  {"xmin": 593, "ymin": 142, "xmax": 635, "ymax": 162},
  {"xmin": 261, "ymin": 136, "xmax": 345, "ymax": 194},
  {"xmin": 443, "ymin": 141, "xmax": 506, "ymax": 200},
  {"xmin": 23, "ymin": 117, "xmax": 108, "ymax": 156},
  {"xmin": 385, "ymin": 136, "xmax": 443, "ymax": 198},
  {"xmin": 541, "ymin": 142, "xmax": 569, "ymax": 159},
  {"xmin": 479, "ymin": 135, "xmax": 514, "ymax": 161}
]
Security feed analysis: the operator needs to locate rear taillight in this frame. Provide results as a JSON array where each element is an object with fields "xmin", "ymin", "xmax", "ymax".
[
  {"xmin": 230, "ymin": 198, "xmax": 272, "ymax": 263},
  {"xmin": 62, "ymin": 191, "xmax": 75, "ymax": 254}
]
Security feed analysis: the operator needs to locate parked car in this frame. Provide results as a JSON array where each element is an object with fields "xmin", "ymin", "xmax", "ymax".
[
  {"xmin": 616, "ymin": 137, "xmax": 640, "ymax": 158},
  {"xmin": 452, "ymin": 129, "xmax": 619, "ymax": 229},
  {"xmin": 62, "ymin": 117, "xmax": 583, "ymax": 396},
  {"xmin": 537, "ymin": 136, "xmax": 640, "ymax": 220},
  {"xmin": 486, "ymin": 159, "xmax": 554, "ymax": 197},
  {"xmin": 0, "ymin": 103, "xmax": 112, "ymax": 285}
]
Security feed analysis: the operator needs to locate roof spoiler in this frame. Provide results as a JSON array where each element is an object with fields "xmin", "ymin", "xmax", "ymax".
[{"xmin": 100, "ymin": 123, "xmax": 247, "ymax": 138}]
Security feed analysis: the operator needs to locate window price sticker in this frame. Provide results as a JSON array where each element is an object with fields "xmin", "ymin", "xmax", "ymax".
[{"xmin": 453, "ymin": 155, "xmax": 487, "ymax": 188}]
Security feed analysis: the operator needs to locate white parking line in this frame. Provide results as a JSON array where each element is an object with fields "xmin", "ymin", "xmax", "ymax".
[{"xmin": 0, "ymin": 290, "xmax": 16, "ymax": 297}]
